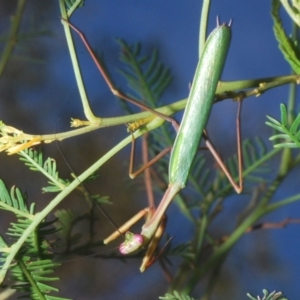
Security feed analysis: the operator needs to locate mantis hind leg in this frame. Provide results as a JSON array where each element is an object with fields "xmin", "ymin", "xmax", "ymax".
[{"xmin": 202, "ymin": 100, "xmax": 243, "ymax": 194}]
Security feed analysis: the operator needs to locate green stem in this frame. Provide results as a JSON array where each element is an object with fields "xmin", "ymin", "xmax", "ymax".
[
  {"xmin": 287, "ymin": 22, "xmax": 298, "ymax": 124},
  {"xmin": 266, "ymin": 193, "xmax": 300, "ymax": 212},
  {"xmin": 199, "ymin": 0, "xmax": 211, "ymax": 57},
  {"xmin": 217, "ymin": 74, "xmax": 300, "ymax": 96},
  {"xmin": 59, "ymin": 0, "xmax": 99, "ymax": 123},
  {"xmin": 196, "ymin": 212, "xmax": 208, "ymax": 254},
  {"xmin": 13, "ymin": 98, "xmax": 186, "ymax": 144},
  {"xmin": 2, "ymin": 75, "xmax": 298, "ymax": 153},
  {"xmin": 18, "ymin": 260, "xmax": 46, "ymax": 300}
]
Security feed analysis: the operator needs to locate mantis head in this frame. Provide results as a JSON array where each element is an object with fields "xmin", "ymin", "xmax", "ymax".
[{"xmin": 119, "ymin": 231, "xmax": 144, "ymax": 254}]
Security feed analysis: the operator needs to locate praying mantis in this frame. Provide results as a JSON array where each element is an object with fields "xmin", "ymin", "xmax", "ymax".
[
  {"xmin": 102, "ymin": 20, "xmax": 244, "ymax": 272},
  {"xmin": 65, "ymin": 18, "xmax": 244, "ymax": 272},
  {"xmin": 1, "ymin": 4, "xmax": 300, "ymax": 299}
]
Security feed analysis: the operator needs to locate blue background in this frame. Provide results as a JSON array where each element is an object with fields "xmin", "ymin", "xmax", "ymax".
[{"xmin": 0, "ymin": 1, "xmax": 299, "ymax": 299}]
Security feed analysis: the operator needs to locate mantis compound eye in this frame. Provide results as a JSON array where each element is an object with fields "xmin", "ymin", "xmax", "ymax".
[{"xmin": 119, "ymin": 232, "xmax": 144, "ymax": 254}]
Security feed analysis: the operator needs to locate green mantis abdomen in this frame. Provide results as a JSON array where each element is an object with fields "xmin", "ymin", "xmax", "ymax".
[{"xmin": 169, "ymin": 23, "xmax": 232, "ymax": 187}]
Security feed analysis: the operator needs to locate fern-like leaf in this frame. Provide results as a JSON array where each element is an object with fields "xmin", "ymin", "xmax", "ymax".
[
  {"xmin": 247, "ymin": 289, "xmax": 288, "ymax": 300},
  {"xmin": 266, "ymin": 103, "xmax": 300, "ymax": 148},
  {"xmin": 3, "ymin": 215, "xmax": 69, "ymax": 299},
  {"xmin": 10, "ymin": 257, "xmax": 71, "ymax": 300},
  {"xmin": 115, "ymin": 38, "xmax": 174, "ymax": 197},
  {"xmin": 0, "ymin": 180, "xmax": 33, "ymax": 218},
  {"xmin": 159, "ymin": 290, "xmax": 196, "ymax": 300},
  {"xmin": 18, "ymin": 148, "xmax": 68, "ymax": 192},
  {"xmin": 54, "ymin": 209, "xmax": 81, "ymax": 243},
  {"xmin": 116, "ymin": 39, "xmax": 172, "ymax": 107},
  {"xmin": 271, "ymin": 0, "xmax": 300, "ymax": 73},
  {"xmin": 64, "ymin": 0, "xmax": 85, "ymax": 10}
]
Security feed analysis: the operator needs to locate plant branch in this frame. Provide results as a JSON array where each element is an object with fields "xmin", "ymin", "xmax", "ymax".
[
  {"xmin": 59, "ymin": 0, "xmax": 99, "ymax": 123},
  {"xmin": 1, "ymin": 74, "xmax": 299, "ymax": 154},
  {"xmin": 199, "ymin": 0, "xmax": 211, "ymax": 57},
  {"xmin": 0, "ymin": 115, "xmax": 165, "ymax": 284}
]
